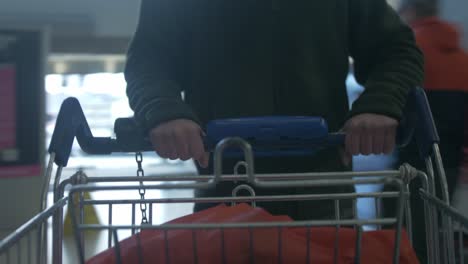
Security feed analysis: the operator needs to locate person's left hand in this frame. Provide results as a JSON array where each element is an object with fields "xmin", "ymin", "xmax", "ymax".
[{"xmin": 342, "ymin": 113, "xmax": 398, "ymax": 162}]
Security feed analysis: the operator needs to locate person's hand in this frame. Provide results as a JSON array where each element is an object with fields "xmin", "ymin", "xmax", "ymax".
[
  {"xmin": 342, "ymin": 113, "xmax": 398, "ymax": 161},
  {"xmin": 149, "ymin": 119, "xmax": 209, "ymax": 168}
]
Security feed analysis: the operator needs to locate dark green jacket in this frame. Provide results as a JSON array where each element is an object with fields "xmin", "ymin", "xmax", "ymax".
[{"xmin": 125, "ymin": 0, "xmax": 423, "ymax": 145}]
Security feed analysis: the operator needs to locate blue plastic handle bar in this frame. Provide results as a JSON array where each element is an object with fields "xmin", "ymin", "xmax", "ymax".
[
  {"xmin": 47, "ymin": 87, "xmax": 439, "ymax": 167},
  {"xmin": 398, "ymin": 87, "xmax": 440, "ymax": 157},
  {"xmin": 212, "ymin": 132, "xmax": 346, "ymax": 158},
  {"xmin": 204, "ymin": 116, "xmax": 335, "ymax": 154}
]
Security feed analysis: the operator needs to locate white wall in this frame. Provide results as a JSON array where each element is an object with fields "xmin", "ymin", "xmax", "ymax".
[{"xmin": 0, "ymin": 0, "xmax": 141, "ymax": 38}]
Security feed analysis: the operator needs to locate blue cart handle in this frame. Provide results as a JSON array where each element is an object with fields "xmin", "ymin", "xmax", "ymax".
[
  {"xmin": 398, "ymin": 87, "xmax": 440, "ymax": 157},
  {"xmin": 47, "ymin": 98, "xmax": 118, "ymax": 167},
  {"xmin": 48, "ymin": 87, "xmax": 437, "ymax": 167},
  {"xmin": 326, "ymin": 133, "xmax": 346, "ymax": 147}
]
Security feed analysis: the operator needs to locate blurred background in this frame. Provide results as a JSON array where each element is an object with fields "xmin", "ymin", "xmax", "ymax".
[{"xmin": 0, "ymin": 0, "xmax": 467, "ymax": 262}]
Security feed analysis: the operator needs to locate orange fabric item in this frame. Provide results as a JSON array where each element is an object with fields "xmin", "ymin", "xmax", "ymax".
[
  {"xmin": 87, "ymin": 204, "xmax": 419, "ymax": 264},
  {"xmin": 288, "ymin": 227, "xmax": 419, "ymax": 264},
  {"xmin": 410, "ymin": 17, "xmax": 468, "ymax": 92},
  {"xmin": 86, "ymin": 204, "xmax": 229, "ymax": 263}
]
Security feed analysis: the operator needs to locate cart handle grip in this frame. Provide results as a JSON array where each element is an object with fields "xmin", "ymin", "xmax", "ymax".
[
  {"xmin": 397, "ymin": 87, "xmax": 440, "ymax": 157},
  {"xmin": 111, "ymin": 87, "xmax": 438, "ymax": 158},
  {"xmin": 48, "ymin": 87, "xmax": 438, "ymax": 166},
  {"xmin": 48, "ymin": 98, "xmax": 117, "ymax": 167}
]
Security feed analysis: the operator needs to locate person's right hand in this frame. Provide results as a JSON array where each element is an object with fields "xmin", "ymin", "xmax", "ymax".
[{"xmin": 149, "ymin": 119, "xmax": 209, "ymax": 168}]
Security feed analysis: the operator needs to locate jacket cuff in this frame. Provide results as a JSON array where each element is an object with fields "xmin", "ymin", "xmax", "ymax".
[
  {"xmin": 135, "ymin": 98, "xmax": 200, "ymax": 134},
  {"xmin": 347, "ymin": 85, "xmax": 409, "ymax": 121}
]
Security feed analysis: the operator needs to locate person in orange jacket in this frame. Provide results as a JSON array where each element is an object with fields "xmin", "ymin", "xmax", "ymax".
[
  {"xmin": 399, "ymin": 0, "xmax": 468, "ymax": 92},
  {"xmin": 385, "ymin": 0, "xmax": 468, "ymax": 262}
]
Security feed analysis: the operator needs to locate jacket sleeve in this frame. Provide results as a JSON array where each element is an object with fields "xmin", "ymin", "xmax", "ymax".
[
  {"xmin": 348, "ymin": 0, "xmax": 424, "ymax": 120},
  {"xmin": 125, "ymin": 0, "xmax": 198, "ymax": 133}
]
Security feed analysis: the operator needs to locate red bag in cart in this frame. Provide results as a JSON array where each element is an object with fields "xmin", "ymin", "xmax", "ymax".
[
  {"xmin": 87, "ymin": 204, "xmax": 306, "ymax": 264},
  {"xmin": 87, "ymin": 204, "xmax": 419, "ymax": 264},
  {"xmin": 288, "ymin": 227, "xmax": 419, "ymax": 264}
]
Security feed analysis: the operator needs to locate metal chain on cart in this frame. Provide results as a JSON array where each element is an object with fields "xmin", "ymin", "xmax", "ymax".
[{"xmin": 135, "ymin": 152, "xmax": 148, "ymax": 224}]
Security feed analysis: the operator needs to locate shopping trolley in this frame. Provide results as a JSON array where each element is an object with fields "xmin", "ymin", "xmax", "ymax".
[{"xmin": 0, "ymin": 87, "xmax": 464, "ymax": 263}]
